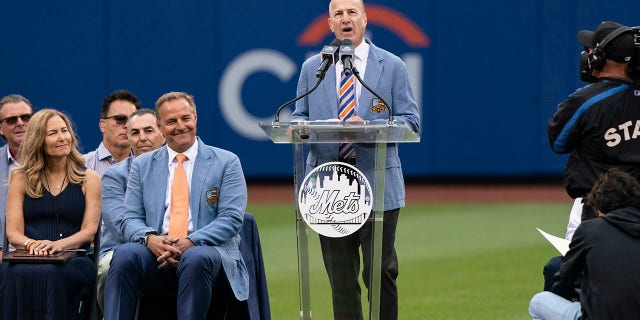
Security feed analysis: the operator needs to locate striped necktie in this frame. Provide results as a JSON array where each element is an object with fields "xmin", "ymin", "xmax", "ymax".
[{"xmin": 338, "ymin": 70, "xmax": 356, "ymax": 159}]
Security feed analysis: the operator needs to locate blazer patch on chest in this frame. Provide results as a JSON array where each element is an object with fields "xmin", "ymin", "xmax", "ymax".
[
  {"xmin": 370, "ymin": 98, "xmax": 387, "ymax": 113},
  {"xmin": 206, "ymin": 187, "xmax": 219, "ymax": 205}
]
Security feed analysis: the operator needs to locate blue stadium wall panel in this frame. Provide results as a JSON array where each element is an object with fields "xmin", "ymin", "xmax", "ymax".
[{"xmin": 0, "ymin": 0, "xmax": 636, "ymax": 178}]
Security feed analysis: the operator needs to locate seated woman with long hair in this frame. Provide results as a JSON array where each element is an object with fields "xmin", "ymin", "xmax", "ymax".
[{"xmin": 1, "ymin": 109, "xmax": 101, "ymax": 319}]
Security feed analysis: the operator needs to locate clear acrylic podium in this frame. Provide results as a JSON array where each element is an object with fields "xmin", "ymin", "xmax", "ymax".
[{"xmin": 259, "ymin": 120, "xmax": 419, "ymax": 319}]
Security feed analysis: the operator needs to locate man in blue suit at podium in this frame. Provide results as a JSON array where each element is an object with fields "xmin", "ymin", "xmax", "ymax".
[{"xmin": 291, "ymin": 0, "xmax": 420, "ymax": 319}]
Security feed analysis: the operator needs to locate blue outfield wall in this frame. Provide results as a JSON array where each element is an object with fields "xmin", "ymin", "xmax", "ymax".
[{"xmin": 0, "ymin": 0, "xmax": 637, "ymax": 179}]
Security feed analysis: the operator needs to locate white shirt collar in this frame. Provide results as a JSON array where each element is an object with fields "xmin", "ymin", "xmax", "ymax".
[
  {"xmin": 354, "ymin": 39, "xmax": 370, "ymax": 63},
  {"xmin": 6, "ymin": 146, "xmax": 19, "ymax": 172},
  {"xmin": 167, "ymin": 139, "xmax": 199, "ymax": 164},
  {"xmin": 6, "ymin": 146, "xmax": 14, "ymax": 163}
]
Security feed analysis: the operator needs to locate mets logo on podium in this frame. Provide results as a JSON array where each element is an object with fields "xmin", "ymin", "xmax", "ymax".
[{"xmin": 298, "ymin": 162, "xmax": 373, "ymax": 238}]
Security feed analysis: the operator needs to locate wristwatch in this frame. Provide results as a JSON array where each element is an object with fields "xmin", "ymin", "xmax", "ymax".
[{"xmin": 141, "ymin": 232, "xmax": 157, "ymax": 246}]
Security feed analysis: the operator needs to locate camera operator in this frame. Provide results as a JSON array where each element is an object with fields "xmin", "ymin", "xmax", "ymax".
[{"xmin": 543, "ymin": 21, "xmax": 640, "ymax": 291}]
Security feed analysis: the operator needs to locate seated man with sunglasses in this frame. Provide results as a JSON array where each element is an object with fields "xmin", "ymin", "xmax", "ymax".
[
  {"xmin": 82, "ymin": 90, "xmax": 141, "ymax": 318},
  {"xmin": 83, "ymin": 90, "xmax": 141, "ymax": 176},
  {"xmin": 0, "ymin": 94, "xmax": 33, "ymax": 258}
]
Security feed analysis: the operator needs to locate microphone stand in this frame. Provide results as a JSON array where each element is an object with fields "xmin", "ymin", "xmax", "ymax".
[
  {"xmin": 273, "ymin": 65, "xmax": 394, "ymax": 123},
  {"xmin": 351, "ymin": 66, "xmax": 394, "ymax": 123},
  {"xmin": 273, "ymin": 77, "xmax": 323, "ymax": 123}
]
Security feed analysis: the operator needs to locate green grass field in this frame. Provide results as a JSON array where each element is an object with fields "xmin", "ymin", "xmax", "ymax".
[{"xmin": 247, "ymin": 201, "xmax": 571, "ymax": 320}]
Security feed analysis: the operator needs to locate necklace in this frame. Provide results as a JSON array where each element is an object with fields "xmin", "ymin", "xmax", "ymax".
[
  {"xmin": 44, "ymin": 171, "xmax": 67, "ymax": 192},
  {"xmin": 43, "ymin": 171, "xmax": 66, "ymax": 239}
]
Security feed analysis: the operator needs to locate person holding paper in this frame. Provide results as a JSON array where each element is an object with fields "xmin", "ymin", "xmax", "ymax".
[
  {"xmin": 0, "ymin": 109, "xmax": 102, "ymax": 319},
  {"xmin": 544, "ymin": 20, "xmax": 640, "ymax": 291},
  {"xmin": 529, "ymin": 168, "xmax": 640, "ymax": 319}
]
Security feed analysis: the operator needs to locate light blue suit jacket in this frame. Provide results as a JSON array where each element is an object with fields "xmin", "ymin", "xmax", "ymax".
[
  {"xmin": 0, "ymin": 145, "xmax": 9, "ymax": 248},
  {"xmin": 120, "ymin": 137, "xmax": 249, "ymax": 300},
  {"xmin": 292, "ymin": 39, "xmax": 420, "ymax": 211},
  {"xmin": 100, "ymin": 157, "xmax": 133, "ymax": 257}
]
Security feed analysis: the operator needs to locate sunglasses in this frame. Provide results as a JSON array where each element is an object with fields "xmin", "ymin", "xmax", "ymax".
[
  {"xmin": 0, "ymin": 114, "xmax": 32, "ymax": 125},
  {"xmin": 102, "ymin": 115, "xmax": 128, "ymax": 126}
]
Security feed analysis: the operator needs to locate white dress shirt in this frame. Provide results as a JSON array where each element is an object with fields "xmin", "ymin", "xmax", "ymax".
[{"xmin": 161, "ymin": 139, "xmax": 199, "ymax": 235}]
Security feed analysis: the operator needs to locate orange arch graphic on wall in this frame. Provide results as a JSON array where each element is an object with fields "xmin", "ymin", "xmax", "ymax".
[{"xmin": 298, "ymin": 4, "xmax": 430, "ymax": 47}]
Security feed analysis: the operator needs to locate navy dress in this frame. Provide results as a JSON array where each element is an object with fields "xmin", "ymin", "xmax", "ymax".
[{"xmin": 1, "ymin": 183, "xmax": 96, "ymax": 320}]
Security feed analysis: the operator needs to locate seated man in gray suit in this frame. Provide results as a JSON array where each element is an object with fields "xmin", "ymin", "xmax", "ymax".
[
  {"xmin": 0, "ymin": 94, "xmax": 34, "ymax": 255},
  {"xmin": 97, "ymin": 108, "xmax": 165, "ymax": 314},
  {"xmin": 104, "ymin": 92, "xmax": 249, "ymax": 319}
]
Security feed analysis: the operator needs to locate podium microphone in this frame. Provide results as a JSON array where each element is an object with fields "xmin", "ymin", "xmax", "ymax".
[
  {"xmin": 316, "ymin": 38, "xmax": 342, "ymax": 80},
  {"xmin": 274, "ymin": 39, "xmax": 342, "ymax": 123},
  {"xmin": 339, "ymin": 39, "xmax": 355, "ymax": 75}
]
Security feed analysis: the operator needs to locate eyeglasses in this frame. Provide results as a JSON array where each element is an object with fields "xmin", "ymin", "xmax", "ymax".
[
  {"xmin": 102, "ymin": 115, "xmax": 128, "ymax": 126},
  {"xmin": 0, "ymin": 114, "xmax": 32, "ymax": 125}
]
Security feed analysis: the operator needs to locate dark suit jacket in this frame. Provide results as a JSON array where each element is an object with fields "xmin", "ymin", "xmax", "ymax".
[{"xmin": 240, "ymin": 213, "xmax": 271, "ymax": 320}]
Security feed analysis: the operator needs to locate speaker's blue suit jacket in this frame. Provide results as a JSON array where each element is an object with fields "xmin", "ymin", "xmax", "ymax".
[
  {"xmin": 291, "ymin": 39, "xmax": 420, "ymax": 211},
  {"xmin": 120, "ymin": 137, "xmax": 249, "ymax": 300}
]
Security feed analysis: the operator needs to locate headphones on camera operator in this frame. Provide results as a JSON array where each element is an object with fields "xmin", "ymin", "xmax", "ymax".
[
  {"xmin": 585, "ymin": 26, "xmax": 633, "ymax": 70},
  {"xmin": 580, "ymin": 26, "xmax": 633, "ymax": 82}
]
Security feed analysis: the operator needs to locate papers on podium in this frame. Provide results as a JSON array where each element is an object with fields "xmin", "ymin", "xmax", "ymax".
[{"xmin": 536, "ymin": 227, "xmax": 570, "ymax": 256}]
